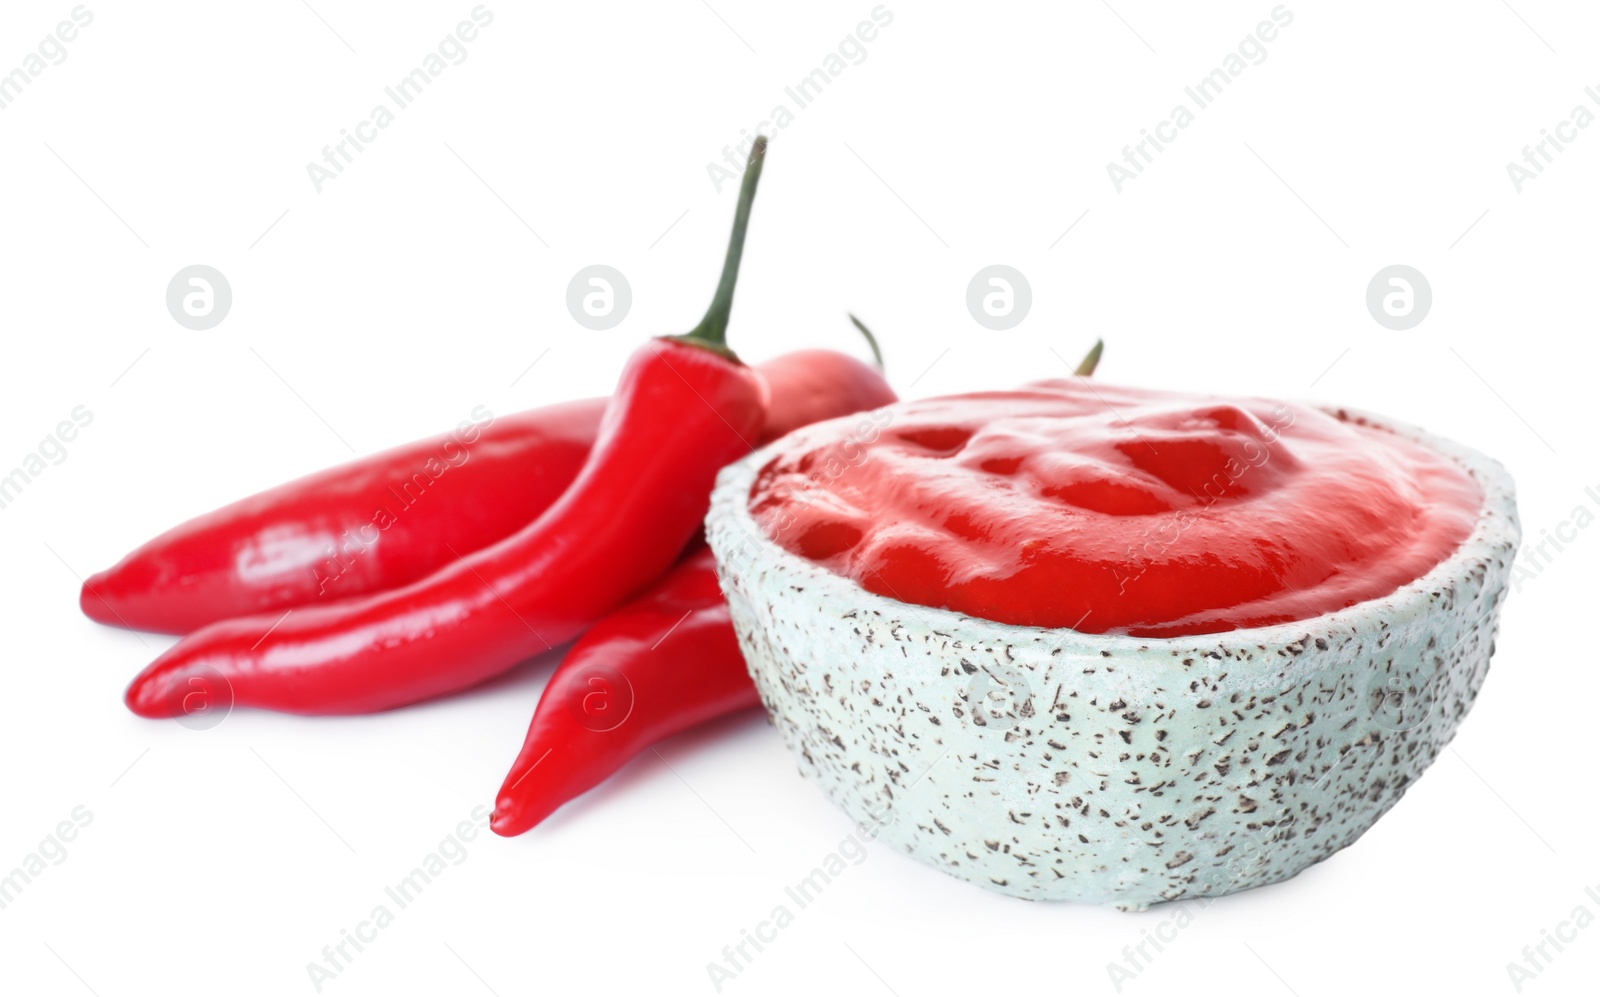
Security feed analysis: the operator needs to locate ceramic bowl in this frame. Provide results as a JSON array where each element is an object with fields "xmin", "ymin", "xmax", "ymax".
[{"xmin": 705, "ymin": 406, "xmax": 1519, "ymax": 909}]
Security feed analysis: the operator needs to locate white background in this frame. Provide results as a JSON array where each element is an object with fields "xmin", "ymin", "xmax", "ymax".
[{"xmin": 2, "ymin": 1, "xmax": 1597, "ymax": 994}]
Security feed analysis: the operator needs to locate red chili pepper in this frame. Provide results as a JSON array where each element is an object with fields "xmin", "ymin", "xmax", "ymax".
[
  {"xmin": 80, "ymin": 341, "xmax": 892, "ymax": 636},
  {"xmin": 124, "ymin": 137, "xmax": 773, "ymax": 717},
  {"xmin": 79, "ymin": 400, "xmax": 602, "ymax": 634},
  {"xmin": 489, "ymin": 546, "xmax": 760, "ymax": 836},
  {"xmin": 490, "ymin": 326, "xmax": 899, "ymax": 835}
]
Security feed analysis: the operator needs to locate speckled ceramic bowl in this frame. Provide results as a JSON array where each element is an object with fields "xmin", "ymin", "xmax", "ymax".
[{"xmin": 705, "ymin": 406, "xmax": 1519, "ymax": 910}]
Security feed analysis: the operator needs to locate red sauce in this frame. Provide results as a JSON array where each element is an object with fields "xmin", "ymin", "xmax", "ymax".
[{"xmin": 747, "ymin": 381, "xmax": 1482, "ymax": 637}]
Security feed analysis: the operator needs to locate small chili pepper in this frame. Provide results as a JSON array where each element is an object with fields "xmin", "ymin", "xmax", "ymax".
[
  {"xmin": 760, "ymin": 339, "xmax": 895, "ymax": 442},
  {"xmin": 489, "ymin": 546, "xmax": 760, "ymax": 836},
  {"xmin": 125, "ymin": 136, "xmax": 773, "ymax": 717},
  {"xmin": 80, "ymin": 341, "xmax": 892, "ymax": 636}
]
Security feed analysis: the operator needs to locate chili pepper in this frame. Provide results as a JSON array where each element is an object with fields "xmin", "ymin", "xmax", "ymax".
[
  {"xmin": 490, "ymin": 325, "xmax": 899, "ymax": 835},
  {"xmin": 80, "ymin": 339, "xmax": 892, "ymax": 636},
  {"xmin": 747, "ymin": 314, "xmax": 886, "ymax": 440},
  {"xmin": 124, "ymin": 136, "xmax": 773, "ymax": 717},
  {"xmin": 754, "ymin": 346, "xmax": 886, "ymax": 440},
  {"xmin": 489, "ymin": 546, "xmax": 761, "ymax": 836},
  {"xmin": 78, "ymin": 399, "xmax": 603, "ymax": 634}
]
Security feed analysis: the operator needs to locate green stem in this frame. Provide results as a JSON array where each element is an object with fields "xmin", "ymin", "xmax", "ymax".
[
  {"xmin": 847, "ymin": 313, "xmax": 885, "ymax": 372},
  {"xmin": 677, "ymin": 136, "xmax": 768, "ymax": 355},
  {"xmin": 1073, "ymin": 338, "xmax": 1104, "ymax": 377}
]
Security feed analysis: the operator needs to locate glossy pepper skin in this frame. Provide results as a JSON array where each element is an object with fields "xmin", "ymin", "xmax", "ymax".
[
  {"xmin": 490, "ymin": 546, "xmax": 761, "ymax": 836},
  {"xmin": 78, "ymin": 400, "xmax": 603, "ymax": 634},
  {"xmin": 80, "ymin": 347, "xmax": 892, "ymax": 636},
  {"xmin": 490, "ymin": 336, "xmax": 899, "ymax": 834},
  {"xmin": 124, "ymin": 137, "xmax": 774, "ymax": 717}
]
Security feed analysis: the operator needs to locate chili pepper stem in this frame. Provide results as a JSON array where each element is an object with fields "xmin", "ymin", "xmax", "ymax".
[
  {"xmin": 1074, "ymin": 339, "xmax": 1104, "ymax": 377},
  {"xmin": 847, "ymin": 313, "xmax": 885, "ymax": 372},
  {"xmin": 669, "ymin": 135, "xmax": 768, "ymax": 359}
]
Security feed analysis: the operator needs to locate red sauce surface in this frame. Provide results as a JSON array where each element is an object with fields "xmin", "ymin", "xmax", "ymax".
[{"xmin": 747, "ymin": 381, "xmax": 1482, "ymax": 637}]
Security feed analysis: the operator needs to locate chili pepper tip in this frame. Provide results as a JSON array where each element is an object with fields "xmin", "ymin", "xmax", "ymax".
[
  {"xmin": 489, "ymin": 799, "xmax": 543, "ymax": 837},
  {"xmin": 79, "ymin": 574, "xmax": 121, "ymax": 627},
  {"xmin": 124, "ymin": 667, "xmax": 181, "ymax": 718}
]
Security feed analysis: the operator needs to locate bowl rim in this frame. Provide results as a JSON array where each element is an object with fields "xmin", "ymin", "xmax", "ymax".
[{"xmin": 708, "ymin": 399, "xmax": 1520, "ymax": 665}]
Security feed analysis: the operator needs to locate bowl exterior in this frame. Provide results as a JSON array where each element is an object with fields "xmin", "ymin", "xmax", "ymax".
[{"xmin": 706, "ymin": 406, "xmax": 1519, "ymax": 909}]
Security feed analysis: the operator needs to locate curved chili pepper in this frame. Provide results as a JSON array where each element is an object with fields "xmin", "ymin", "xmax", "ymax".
[
  {"xmin": 124, "ymin": 137, "xmax": 773, "ymax": 717},
  {"xmin": 80, "ymin": 343, "xmax": 892, "ymax": 636},
  {"xmin": 491, "ymin": 329, "xmax": 900, "ymax": 835},
  {"xmin": 489, "ymin": 546, "xmax": 761, "ymax": 836},
  {"xmin": 79, "ymin": 399, "xmax": 603, "ymax": 634}
]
